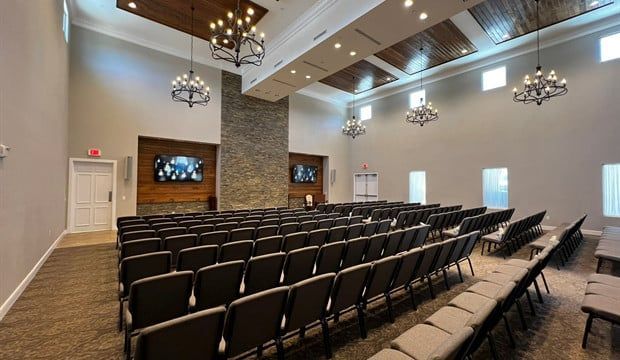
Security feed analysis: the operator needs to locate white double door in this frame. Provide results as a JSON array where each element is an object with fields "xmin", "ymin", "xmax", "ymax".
[
  {"xmin": 354, "ymin": 173, "xmax": 379, "ymax": 202},
  {"xmin": 70, "ymin": 161, "xmax": 114, "ymax": 232}
]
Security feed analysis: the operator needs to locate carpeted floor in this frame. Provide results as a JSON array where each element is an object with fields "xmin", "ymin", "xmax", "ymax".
[{"xmin": 0, "ymin": 233, "xmax": 618, "ymax": 360}]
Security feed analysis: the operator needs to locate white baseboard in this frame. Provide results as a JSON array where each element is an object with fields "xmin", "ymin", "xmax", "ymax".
[
  {"xmin": 541, "ymin": 225, "xmax": 602, "ymax": 236},
  {"xmin": 0, "ymin": 230, "xmax": 67, "ymax": 321}
]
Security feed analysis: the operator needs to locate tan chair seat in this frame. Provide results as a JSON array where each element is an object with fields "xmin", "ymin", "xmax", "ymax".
[
  {"xmin": 587, "ymin": 273, "xmax": 620, "ymax": 287},
  {"xmin": 581, "ymin": 294, "xmax": 620, "ymax": 323},
  {"xmin": 586, "ymin": 283, "xmax": 620, "ymax": 300},
  {"xmin": 367, "ymin": 349, "xmax": 413, "ymax": 360}
]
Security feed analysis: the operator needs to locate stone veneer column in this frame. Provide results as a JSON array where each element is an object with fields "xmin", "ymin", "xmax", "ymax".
[{"xmin": 219, "ymin": 71, "xmax": 289, "ymax": 210}]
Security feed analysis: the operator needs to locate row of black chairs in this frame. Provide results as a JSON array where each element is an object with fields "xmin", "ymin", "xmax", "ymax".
[
  {"xmin": 355, "ymin": 203, "xmax": 431, "ymax": 220},
  {"xmin": 443, "ymin": 208, "xmax": 515, "ymax": 239},
  {"xmin": 480, "ymin": 211, "xmax": 546, "ymax": 257},
  {"xmin": 529, "ymin": 214, "xmax": 587, "ymax": 268},
  {"xmin": 371, "ymin": 235, "xmax": 560, "ymax": 360},
  {"xmin": 315, "ymin": 201, "xmax": 391, "ymax": 215},
  {"xmin": 122, "ymin": 231, "xmax": 479, "ymax": 360},
  {"xmin": 425, "ymin": 206, "xmax": 488, "ymax": 239}
]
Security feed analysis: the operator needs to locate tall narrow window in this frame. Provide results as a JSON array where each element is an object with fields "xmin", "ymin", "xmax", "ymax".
[
  {"xmin": 62, "ymin": 0, "xmax": 70, "ymax": 43},
  {"xmin": 482, "ymin": 66, "xmax": 506, "ymax": 91},
  {"xmin": 603, "ymin": 164, "xmax": 620, "ymax": 217},
  {"xmin": 409, "ymin": 89, "xmax": 426, "ymax": 108},
  {"xmin": 482, "ymin": 168, "xmax": 508, "ymax": 209},
  {"xmin": 601, "ymin": 32, "xmax": 620, "ymax": 62},
  {"xmin": 409, "ymin": 171, "xmax": 427, "ymax": 204},
  {"xmin": 360, "ymin": 105, "xmax": 372, "ymax": 121}
]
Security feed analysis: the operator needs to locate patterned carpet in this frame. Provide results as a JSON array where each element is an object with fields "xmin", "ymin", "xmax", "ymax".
[{"xmin": 0, "ymin": 234, "xmax": 617, "ymax": 360}]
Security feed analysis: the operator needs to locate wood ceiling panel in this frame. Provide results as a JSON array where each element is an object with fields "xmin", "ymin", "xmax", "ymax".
[
  {"xmin": 318, "ymin": 60, "xmax": 398, "ymax": 94},
  {"xmin": 375, "ymin": 20, "xmax": 477, "ymax": 76},
  {"xmin": 469, "ymin": 0, "xmax": 614, "ymax": 44},
  {"xmin": 116, "ymin": 0, "xmax": 268, "ymax": 43}
]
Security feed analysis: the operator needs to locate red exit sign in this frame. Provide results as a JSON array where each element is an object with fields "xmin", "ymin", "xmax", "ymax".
[{"xmin": 88, "ymin": 148, "xmax": 102, "ymax": 157}]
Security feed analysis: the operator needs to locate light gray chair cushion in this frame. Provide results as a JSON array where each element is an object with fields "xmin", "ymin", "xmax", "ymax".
[
  {"xmin": 581, "ymin": 294, "xmax": 620, "ymax": 323},
  {"xmin": 587, "ymin": 273, "xmax": 620, "ymax": 287},
  {"xmin": 391, "ymin": 324, "xmax": 474, "ymax": 360},
  {"xmin": 367, "ymin": 349, "xmax": 413, "ymax": 360},
  {"xmin": 585, "ymin": 283, "xmax": 620, "ymax": 300}
]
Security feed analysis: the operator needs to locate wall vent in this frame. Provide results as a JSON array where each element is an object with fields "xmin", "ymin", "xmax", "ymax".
[
  {"xmin": 274, "ymin": 60, "xmax": 283, "ymax": 68},
  {"xmin": 273, "ymin": 79, "xmax": 296, "ymax": 88},
  {"xmin": 355, "ymin": 28, "xmax": 382, "ymax": 46},
  {"xmin": 302, "ymin": 61, "xmax": 329, "ymax": 73},
  {"xmin": 313, "ymin": 29, "xmax": 327, "ymax": 42},
  {"xmin": 250, "ymin": 78, "xmax": 258, "ymax": 84}
]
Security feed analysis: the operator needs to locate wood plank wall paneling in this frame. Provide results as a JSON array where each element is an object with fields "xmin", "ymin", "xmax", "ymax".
[
  {"xmin": 137, "ymin": 136, "xmax": 217, "ymax": 204},
  {"xmin": 318, "ymin": 60, "xmax": 398, "ymax": 94},
  {"xmin": 289, "ymin": 153, "xmax": 324, "ymax": 200}
]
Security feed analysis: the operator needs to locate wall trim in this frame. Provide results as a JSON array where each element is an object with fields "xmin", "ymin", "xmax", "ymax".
[
  {"xmin": 0, "ymin": 230, "xmax": 67, "ymax": 321},
  {"xmin": 541, "ymin": 225, "xmax": 602, "ymax": 236}
]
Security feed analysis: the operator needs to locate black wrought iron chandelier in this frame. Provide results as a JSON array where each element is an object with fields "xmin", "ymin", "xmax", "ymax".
[
  {"xmin": 209, "ymin": 0, "xmax": 265, "ymax": 67},
  {"xmin": 406, "ymin": 46, "xmax": 439, "ymax": 127},
  {"xmin": 342, "ymin": 86, "xmax": 366, "ymax": 139},
  {"xmin": 513, "ymin": 0, "xmax": 567, "ymax": 105},
  {"xmin": 171, "ymin": 4, "xmax": 210, "ymax": 108}
]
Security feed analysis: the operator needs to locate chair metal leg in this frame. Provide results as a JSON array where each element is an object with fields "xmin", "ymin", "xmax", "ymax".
[
  {"xmin": 385, "ymin": 293, "xmax": 395, "ymax": 323},
  {"xmin": 427, "ymin": 276, "xmax": 436, "ymax": 299},
  {"xmin": 407, "ymin": 285, "xmax": 417, "ymax": 311},
  {"xmin": 442, "ymin": 269, "xmax": 451, "ymax": 290},
  {"xmin": 275, "ymin": 338, "xmax": 285, "ymax": 360},
  {"xmin": 456, "ymin": 262, "xmax": 464, "ymax": 282},
  {"xmin": 503, "ymin": 315, "xmax": 516, "ymax": 348},
  {"xmin": 596, "ymin": 258, "xmax": 603, "ymax": 273},
  {"xmin": 356, "ymin": 305, "xmax": 367, "ymax": 339},
  {"xmin": 118, "ymin": 300, "xmax": 123, "ymax": 332},
  {"xmin": 525, "ymin": 290, "xmax": 536, "ymax": 316},
  {"xmin": 533, "ymin": 280, "xmax": 544, "ymax": 303},
  {"xmin": 321, "ymin": 319, "xmax": 333, "ymax": 359},
  {"xmin": 487, "ymin": 332, "xmax": 499, "ymax": 360},
  {"xmin": 515, "ymin": 299, "xmax": 528, "ymax": 330},
  {"xmin": 466, "ymin": 257, "xmax": 475, "ymax": 276},
  {"xmin": 582, "ymin": 314, "xmax": 594, "ymax": 349},
  {"xmin": 257, "ymin": 345, "xmax": 263, "ymax": 358},
  {"xmin": 540, "ymin": 272, "xmax": 550, "ymax": 294}
]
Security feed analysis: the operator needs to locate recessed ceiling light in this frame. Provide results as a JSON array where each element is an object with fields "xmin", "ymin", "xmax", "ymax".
[
  {"xmin": 502, "ymin": 33, "xmax": 510, "ymax": 39},
  {"xmin": 386, "ymin": 77, "xmax": 392, "ymax": 81},
  {"xmin": 461, "ymin": 49, "xmax": 468, "ymax": 54},
  {"xmin": 354, "ymin": 89, "xmax": 359, "ymax": 92},
  {"xmin": 305, "ymin": 75, "xmax": 311, "ymax": 79},
  {"xmin": 590, "ymin": 1, "xmax": 600, "ymax": 6},
  {"xmin": 404, "ymin": 0, "xmax": 414, "ymax": 7},
  {"xmin": 334, "ymin": 43, "xmax": 342, "ymax": 49},
  {"xmin": 419, "ymin": 12, "xmax": 428, "ymax": 20},
  {"xmin": 290, "ymin": 70, "xmax": 296, "ymax": 74},
  {"xmin": 350, "ymin": 51, "xmax": 357, "ymax": 56},
  {"xmin": 128, "ymin": 2, "xmax": 137, "ymax": 9}
]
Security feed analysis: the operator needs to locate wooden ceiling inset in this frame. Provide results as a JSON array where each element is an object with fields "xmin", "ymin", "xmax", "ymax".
[
  {"xmin": 318, "ymin": 60, "xmax": 398, "ymax": 94},
  {"xmin": 116, "ymin": 0, "xmax": 268, "ymax": 43},
  {"xmin": 469, "ymin": 0, "xmax": 614, "ymax": 44},
  {"xmin": 375, "ymin": 20, "xmax": 477, "ymax": 76}
]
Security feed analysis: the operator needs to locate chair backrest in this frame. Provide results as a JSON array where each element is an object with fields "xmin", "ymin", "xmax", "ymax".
[
  {"xmin": 158, "ymin": 227, "xmax": 187, "ymax": 240},
  {"xmin": 255, "ymin": 225, "xmax": 279, "ymax": 239},
  {"xmin": 307, "ymin": 229, "xmax": 328, "ymax": 247},
  {"xmin": 204, "ymin": 218, "xmax": 225, "ymax": 226},
  {"xmin": 348, "ymin": 215, "xmax": 364, "ymax": 225},
  {"xmin": 238, "ymin": 220, "xmax": 260, "ymax": 229},
  {"xmin": 447, "ymin": 235, "xmax": 469, "ymax": 264},
  {"xmin": 198, "ymin": 231, "xmax": 228, "ymax": 247},
  {"xmin": 194, "ymin": 261, "xmax": 245, "ymax": 311},
  {"xmin": 243, "ymin": 253, "xmax": 286, "ymax": 295},
  {"xmin": 280, "ymin": 217, "xmax": 297, "ymax": 225},
  {"xmin": 364, "ymin": 234, "xmax": 387, "ymax": 263},
  {"xmin": 134, "ymin": 307, "xmax": 226, "ymax": 360},
  {"xmin": 282, "ymin": 232, "xmax": 308, "ymax": 253},
  {"xmin": 315, "ymin": 242, "xmax": 346, "ymax": 275},
  {"xmin": 122, "ymin": 230, "xmax": 157, "ymax": 244},
  {"xmin": 118, "ymin": 216, "xmax": 143, "ymax": 228},
  {"xmin": 376, "ymin": 219, "xmax": 392, "ymax": 234},
  {"xmin": 223, "ymin": 287, "xmax": 289, "ymax": 358},
  {"xmin": 329, "ymin": 263, "xmax": 371, "ymax": 314},
  {"xmin": 299, "ymin": 220, "xmax": 318, "ymax": 232},
  {"xmin": 391, "ymin": 247, "xmax": 425, "ymax": 290},
  {"xmin": 345, "ymin": 223, "xmax": 365, "ymax": 240},
  {"xmin": 177, "ymin": 245, "xmax": 218, "ymax": 273},
  {"xmin": 396, "ymin": 227, "xmax": 416, "ymax": 253},
  {"xmin": 215, "ymin": 222, "xmax": 238, "ymax": 232},
  {"xmin": 252, "ymin": 235, "xmax": 283, "ymax": 257},
  {"xmin": 151, "ymin": 222, "xmax": 179, "ymax": 232},
  {"xmin": 433, "ymin": 237, "xmax": 458, "ymax": 270},
  {"xmin": 219, "ymin": 241, "xmax": 253, "ymax": 264},
  {"xmin": 317, "ymin": 219, "xmax": 334, "ymax": 229},
  {"xmin": 362, "ymin": 221, "xmax": 379, "ymax": 237},
  {"xmin": 326, "ymin": 226, "xmax": 347, "ymax": 243},
  {"xmin": 261, "ymin": 218, "xmax": 280, "ymax": 227},
  {"xmin": 120, "ymin": 238, "xmax": 161, "ymax": 260},
  {"xmin": 188, "ymin": 224, "xmax": 214, "ymax": 236},
  {"xmin": 148, "ymin": 218, "xmax": 171, "ymax": 226},
  {"xmin": 363, "ymin": 256, "xmax": 400, "ymax": 301},
  {"xmin": 128, "ymin": 271, "xmax": 194, "ymax": 330},
  {"xmin": 120, "ymin": 224, "xmax": 150, "ymax": 237},
  {"xmin": 333, "ymin": 217, "xmax": 349, "ymax": 227},
  {"xmin": 282, "ymin": 246, "xmax": 319, "ymax": 285},
  {"xmin": 279, "ymin": 223, "xmax": 300, "ymax": 237},
  {"xmin": 341, "ymin": 237, "xmax": 369, "ymax": 269},
  {"xmin": 394, "ymin": 212, "xmax": 409, "ymax": 229},
  {"xmin": 283, "ymin": 273, "xmax": 335, "ymax": 334},
  {"xmin": 120, "ymin": 252, "xmax": 172, "ymax": 297},
  {"xmin": 179, "ymin": 220, "xmax": 202, "ymax": 229},
  {"xmin": 163, "ymin": 234, "xmax": 197, "ymax": 266},
  {"xmin": 382, "ymin": 230, "xmax": 404, "ymax": 257},
  {"xmin": 297, "ymin": 215, "xmax": 313, "ymax": 223},
  {"xmin": 229, "ymin": 227, "xmax": 254, "ymax": 243},
  {"xmin": 416, "ymin": 242, "xmax": 442, "ymax": 277}
]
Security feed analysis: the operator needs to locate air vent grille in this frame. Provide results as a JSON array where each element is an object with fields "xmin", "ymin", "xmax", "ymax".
[
  {"xmin": 355, "ymin": 28, "xmax": 382, "ymax": 46},
  {"xmin": 302, "ymin": 61, "xmax": 329, "ymax": 73}
]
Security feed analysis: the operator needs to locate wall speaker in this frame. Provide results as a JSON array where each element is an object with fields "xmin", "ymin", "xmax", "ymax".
[
  {"xmin": 330, "ymin": 169, "xmax": 336, "ymax": 185},
  {"xmin": 124, "ymin": 156, "xmax": 133, "ymax": 180}
]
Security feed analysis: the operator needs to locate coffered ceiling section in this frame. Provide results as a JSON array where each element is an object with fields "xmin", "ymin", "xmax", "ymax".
[
  {"xmin": 319, "ymin": 60, "xmax": 398, "ymax": 94},
  {"xmin": 469, "ymin": 0, "xmax": 614, "ymax": 44},
  {"xmin": 116, "ymin": 0, "xmax": 268, "ymax": 43},
  {"xmin": 375, "ymin": 20, "xmax": 477, "ymax": 75}
]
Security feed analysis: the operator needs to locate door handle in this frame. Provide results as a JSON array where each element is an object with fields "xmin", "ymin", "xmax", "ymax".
[{"xmin": 108, "ymin": 191, "xmax": 113, "ymax": 202}]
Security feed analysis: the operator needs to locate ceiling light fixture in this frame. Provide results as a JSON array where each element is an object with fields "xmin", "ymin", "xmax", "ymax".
[
  {"xmin": 290, "ymin": 70, "xmax": 296, "ymax": 74},
  {"xmin": 461, "ymin": 49, "xmax": 468, "ymax": 54},
  {"xmin": 404, "ymin": 0, "xmax": 414, "ymax": 7},
  {"xmin": 128, "ymin": 2, "xmax": 137, "ymax": 9},
  {"xmin": 406, "ymin": 44, "xmax": 438, "ymax": 127},
  {"xmin": 334, "ymin": 43, "xmax": 342, "ymax": 49},
  {"xmin": 350, "ymin": 51, "xmax": 357, "ymax": 56},
  {"xmin": 502, "ymin": 33, "xmax": 510, "ymax": 40},
  {"xmin": 209, "ymin": 0, "xmax": 265, "ymax": 67},
  {"xmin": 171, "ymin": 3, "xmax": 210, "ymax": 108},
  {"xmin": 513, "ymin": 0, "xmax": 567, "ymax": 106},
  {"xmin": 419, "ymin": 12, "xmax": 428, "ymax": 20},
  {"xmin": 343, "ymin": 78, "xmax": 366, "ymax": 139},
  {"xmin": 305, "ymin": 75, "xmax": 311, "ymax": 79}
]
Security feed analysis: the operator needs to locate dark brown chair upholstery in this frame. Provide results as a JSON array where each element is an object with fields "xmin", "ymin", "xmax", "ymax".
[
  {"xmin": 162, "ymin": 234, "xmax": 197, "ymax": 267},
  {"xmin": 317, "ymin": 219, "xmax": 334, "ymax": 229},
  {"xmin": 229, "ymin": 227, "xmax": 254, "ymax": 243},
  {"xmin": 341, "ymin": 237, "xmax": 369, "ymax": 269},
  {"xmin": 279, "ymin": 223, "xmax": 300, "ymax": 237},
  {"xmin": 243, "ymin": 253, "xmax": 286, "ymax": 295},
  {"xmin": 326, "ymin": 226, "xmax": 347, "ymax": 243},
  {"xmin": 282, "ymin": 232, "xmax": 308, "ymax": 253},
  {"xmin": 376, "ymin": 219, "xmax": 392, "ymax": 234},
  {"xmin": 178, "ymin": 220, "xmax": 201, "ymax": 229},
  {"xmin": 193, "ymin": 261, "xmax": 244, "ymax": 311},
  {"xmin": 119, "ymin": 238, "xmax": 160, "ymax": 261},
  {"xmin": 299, "ymin": 220, "xmax": 318, "ymax": 232},
  {"xmin": 150, "ymin": 222, "xmax": 177, "ymax": 233},
  {"xmin": 364, "ymin": 234, "xmax": 387, "ymax": 263},
  {"xmin": 328, "ymin": 263, "xmax": 372, "ymax": 338},
  {"xmin": 382, "ymin": 230, "xmax": 404, "ymax": 257},
  {"xmin": 362, "ymin": 255, "xmax": 400, "ymax": 323},
  {"xmin": 215, "ymin": 222, "xmax": 238, "ymax": 232},
  {"xmin": 219, "ymin": 240, "xmax": 253, "ymax": 263},
  {"xmin": 122, "ymin": 230, "xmax": 157, "ymax": 244},
  {"xmin": 253, "ymin": 235, "xmax": 283, "ymax": 257},
  {"xmin": 198, "ymin": 231, "xmax": 228, "ymax": 247},
  {"xmin": 315, "ymin": 242, "xmax": 346, "ymax": 275},
  {"xmin": 333, "ymin": 217, "xmax": 349, "ymax": 227},
  {"xmin": 187, "ymin": 224, "xmax": 214, "ymax": 236},
  {"xmin": 389, "ymin": 247, "xmax": 425, "ymax": 310},
  {"xmin": 134, "ymin": 307, "xmax": 226, "ymax": 360},
  {"xmin": 345, "ymin": 223, "xmax": 365, "ymax": 240},
  {"xmin": 255, "ymin": 225, "xmax": 279, "ymax": 240},
  {"xmin": 307, "ymin": 229, "xmax": 329, "ymax": 247},
  {"xmin": 176, "ymin": 245, "xmax": 218, "ymax": 273},
  {"xmin": 282, "ymin": 247, "xmax": 319, "ymax": 285},
  {"xmin": 158, "ymin": 227, "xmax": 187, "ymax": 240},
  {"xmin": 362, "ymin": 221, "xmax": 379, "ymax": 237}
]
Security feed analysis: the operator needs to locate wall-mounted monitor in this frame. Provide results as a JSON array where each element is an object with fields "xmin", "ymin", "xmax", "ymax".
[
  {"xmin": 154, "ymin": 155, "xmax": 204, "ymax": 182},
  {"xmin": 292, "ymin": 164, "xmax": 318, "ymax": 184}
]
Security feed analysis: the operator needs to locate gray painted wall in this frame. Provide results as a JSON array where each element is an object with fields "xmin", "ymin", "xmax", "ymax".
[
  {"xmin": 68, "ymin": 27, "xmax": 222, "ymax": 217},
  {"xmin": 349, "ymin": 27, "xmax": 620, "ymax": 231},
  {"xmin": 0, "ymin": 1, "xmax": 69, "ymax": 308}
]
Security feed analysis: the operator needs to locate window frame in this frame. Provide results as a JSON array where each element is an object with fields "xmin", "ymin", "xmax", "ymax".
[
  {"xmin": 62, "ymin": 0, "xmax": 70, "ymax": 43},
  {"xmin": 482, "ymin": 66, "xmax": 507, "ymax": 91},
  {"xmin": 600, "ymin": 32, "xmax": 620, "ymax": 63},
  {"xmin": 409, "ymin": 89, "xmax": 426, "ymax": 109},
  {"xmin": 482, "ymin": 167, "xmax": 509, "ymax": 209},
  {"xmin": 360, "ymin": 105, "xmax": 372, "ymax": 121},
  {"xmin": 603, "ymin": 163, "xmax": 620, "ymax": 218},
  {"xmin": 409, "ymin": 171, "xmax": 427, "ymax": 205}
]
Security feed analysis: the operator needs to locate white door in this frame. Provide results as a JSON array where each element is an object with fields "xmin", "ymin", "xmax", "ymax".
[
  {"xmin": 71, "ymin": 161, "xmax": 114, "ymax": 232},
  {"xmin": 354, "ymin": 173, "xmax": 379, "ymax": 202}
]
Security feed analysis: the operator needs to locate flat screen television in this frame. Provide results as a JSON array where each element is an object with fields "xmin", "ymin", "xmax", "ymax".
[
  {"xmin": 154, "ymin": 155, "xmax": 204, "ymax": 182},
  {"xmin": 292, "ymin": 164, "xmax": 318, "ymax": 184}
]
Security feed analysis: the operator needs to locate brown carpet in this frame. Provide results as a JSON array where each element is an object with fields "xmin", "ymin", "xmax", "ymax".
[{"xmin": 0, "ymin": 234, "xmax": 618, "ymax": 360}]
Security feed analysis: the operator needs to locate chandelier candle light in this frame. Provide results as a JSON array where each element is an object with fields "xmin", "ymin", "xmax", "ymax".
[
  {"xmin": 209, "ymin": 0, "xmax": 265, "ymax": 67},
  {"xmin": 342, "ymin": 83, "xmax": 366, "ymax": 139},
  {"xmin": 171, "ymin": 4, "xmax": 210, "ymax": 108},
  {"xmin": 513, "ymin": 0, "xmax": 567, "ymax": 105},
  {"xmin": 406, "ymin": 45, "xmax": 439, "ymax": 126}
]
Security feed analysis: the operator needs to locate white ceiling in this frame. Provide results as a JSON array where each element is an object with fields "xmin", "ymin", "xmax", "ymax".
[{"xmin": 70, "ymin": 0, "xmax": 620, "ymax": 106}]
